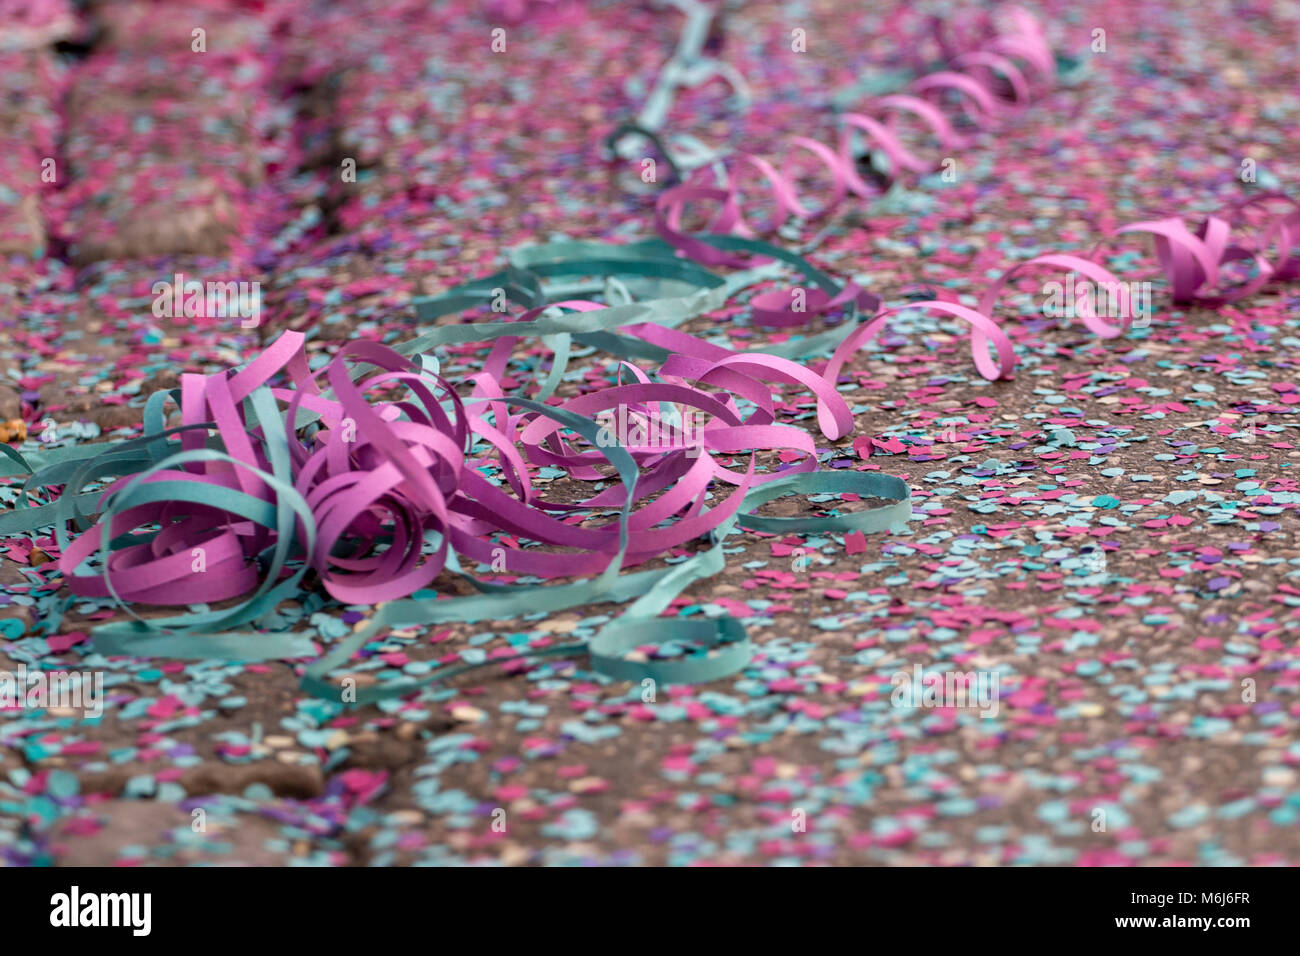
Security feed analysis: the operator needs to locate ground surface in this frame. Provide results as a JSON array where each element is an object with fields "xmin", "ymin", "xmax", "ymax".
[{"xmin": 1, "ymin": 0, "xmax": 1299, "ymax": 865}]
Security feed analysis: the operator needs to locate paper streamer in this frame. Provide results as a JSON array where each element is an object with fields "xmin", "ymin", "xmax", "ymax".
[
  {"xmin": 653, "ymin": 5, "xmax": 1056, "ymax": 268},
  {"xmin": 822, "ymin": 192, "xmax": 1300, "ymax": 382}
]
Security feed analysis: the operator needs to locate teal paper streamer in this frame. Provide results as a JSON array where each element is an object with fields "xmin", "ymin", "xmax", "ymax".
[
  {"xmin": 300, "ymin": 469, "xmax": 910, "ymax": 705},
  {"xmin": 405, "ymin": 234, "xmax": 873, "ymax": 380}
]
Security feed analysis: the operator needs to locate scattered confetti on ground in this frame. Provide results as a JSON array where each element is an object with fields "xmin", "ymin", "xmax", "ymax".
[{"xmin": 1, "ymin": 0, "xmax": 1299, "ymax": 866}]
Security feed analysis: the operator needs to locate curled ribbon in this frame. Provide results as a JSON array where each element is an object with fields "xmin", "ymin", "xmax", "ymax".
[
  {"xmin": 822, "ymin": 192, "xmax": 1300, "ymax": 383},
  {"xmin": 653, "ymin": 4, "xmax": 1056, "ymax": 277}
]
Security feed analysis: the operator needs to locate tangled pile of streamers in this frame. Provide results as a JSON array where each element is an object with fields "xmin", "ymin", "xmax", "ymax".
[{"xmin": 0, "ymin": 236, "xmax": 916, "ymax": 699}]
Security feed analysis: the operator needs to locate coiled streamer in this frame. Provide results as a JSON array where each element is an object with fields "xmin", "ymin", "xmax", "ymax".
[{"xmin": 654, "ymin": 5, "xmax": 1056, "ymax": 275}]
